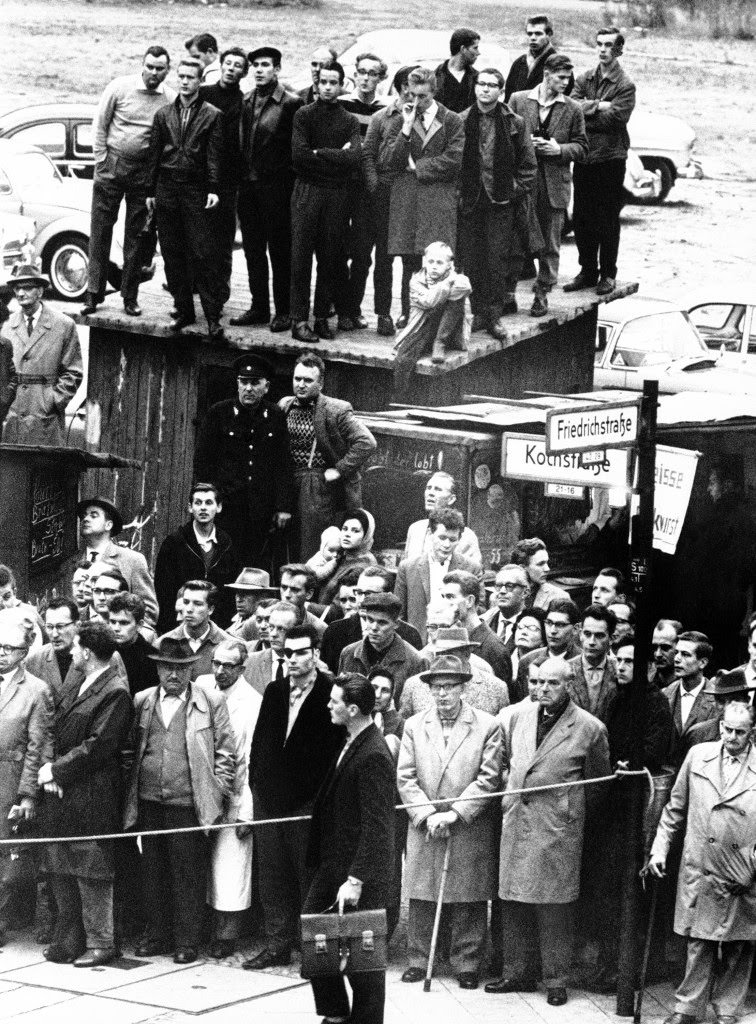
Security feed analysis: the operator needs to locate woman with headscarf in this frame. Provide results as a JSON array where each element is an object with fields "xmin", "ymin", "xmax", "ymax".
[
  {"xmin": 316, "ymin": 510, "xmax": 377, "ymax": 605},
  {"xmin": 510, "ymin": 607, "xmax": 547, "ymax": 680}
]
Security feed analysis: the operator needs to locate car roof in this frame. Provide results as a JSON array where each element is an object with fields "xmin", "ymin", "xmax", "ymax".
[
  {"xmin": 0, "ymin": 103, "xmax": 97, "ymax": 127},
  {"xmin": 598, "ymin": 295, "xmax": 687, "ymax": 325},
  {"xmin": 0, "ymin": 137, "xmax": 44, "ymax": 155},
  {"xmin": 684, "ymin": 293, "xmax": 756, "ymax": 309}
]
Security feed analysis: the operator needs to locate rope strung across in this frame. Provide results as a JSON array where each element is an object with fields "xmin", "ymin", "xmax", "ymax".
[{"xmin": 0, "ymin": 767, "xmax": 654, "ymax": 848}]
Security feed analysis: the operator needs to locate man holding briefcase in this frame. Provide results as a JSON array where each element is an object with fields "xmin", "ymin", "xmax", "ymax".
[{"xmin": 302, "ymin": 673, "xmax": 396, "ymax": 1024}]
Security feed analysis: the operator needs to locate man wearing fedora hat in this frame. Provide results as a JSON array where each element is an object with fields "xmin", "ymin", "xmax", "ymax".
[
  {"xmin": 123, "ymin": 636, "xmax": 235, "ymax": 964},
  {"xmin": 226, "ymin": 567, "xmax": 279, "ymax": 643},
  {"xmin": 195, "ymin": 353, "xmax": 294, "ymax": 569},
  {"xmin": 679, "ymin": 668, "xmax": 755, "ymax": 759},
  {"xmin": 1, "ymin": 263, "xmax": 82, "ymax": 446},
  {"xmin": 398, "ymin": 654, "xmax": 503, "ymax": 990},
  {"xmin": 155, "ymin": 482, "xmax": 239, "ymax": 634}
]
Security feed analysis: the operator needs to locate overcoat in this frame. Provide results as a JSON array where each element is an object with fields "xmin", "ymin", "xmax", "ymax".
[
  {"xmin": 650, "ymin": 740, "xmax": 756, "ymax": 941},
  {"xmin": 397, "ymin": 701, "xmax": 502, "ymax": 903},
  {"xmin": 385, "ymin": 102, "xmax": 464, "ymax": 256},
  {"xmin": 1, "ymin": 302, "xmax": 83, "ymax": 445},
  {"xmin": 498, "ymin": 698, "xmax": 610, "ymax": 903},
  {"xmin": 0, "ymin": 666, "xmax": 53, "ymax": 843}
]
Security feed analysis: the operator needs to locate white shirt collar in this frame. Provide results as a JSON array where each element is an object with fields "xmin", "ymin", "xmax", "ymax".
[
  {"xmin": 421, "ymin": 101, "xmax": 439, "ymax": 130},
  {"xmin": 531, "ymin": 83, "xmax": 565, "ymax": 105},
  {"xmin": 680, "ymin": 679, "xmax": 705, "ymax": 700},
  {"xmin": 160, "ymin": 686, "xmax": 187, "ymax": 703},
  {"xmin": 183, "ymin": 623, "xmax": 210, "ymax": 650},
  {"xmin": 192, "ymin": 521, "xmax": 217, "ymax": 550}
]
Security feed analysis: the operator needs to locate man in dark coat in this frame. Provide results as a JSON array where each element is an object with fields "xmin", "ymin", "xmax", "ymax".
[
  {"xmin": 107, "ymin": 593, "xmax": 158, "ymax": 696},
  {"xmin": 303, "ymin": 673, "xmax": 395, "ymax": 1024},
  {"xmin": 40, "ymin": 622, "xmax": 132, "ymax": 966},
  {"xmin": 154, "ymin": 482, "xmax": 238, "ymax": 633},
  {"xmin": 504, "ymin": 15, "xmax": 571, "ymax": 101},
  {"xmin": 195, "ymin": 354, "xmax": 294, "ymax": 569},
  {"xmin": 244, "ymin": 624, "xmax": 344, "ymax": 969},
  {"xmin": 434, "ymin": 28, "xmax": 480, "ymax": 113}
]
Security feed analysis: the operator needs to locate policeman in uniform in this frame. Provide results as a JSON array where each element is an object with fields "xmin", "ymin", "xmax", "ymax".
[{"xmin": 195, "ymin": 354, "xmax": 294, "ymax": 569}]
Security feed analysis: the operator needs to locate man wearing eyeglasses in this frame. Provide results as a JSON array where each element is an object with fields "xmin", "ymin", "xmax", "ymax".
[
  {"xmin": 245, "ymin": 624, "xmax": 343, "ymax": 970},
  {"xmin": 26, "ymin": 598, "xmax": 83, "ymax": 704},
  {"xmin": 513, "ymin": 597, "xmax": 580, "ymax": 702},
  {"xmin": 485, "ymin": 564, "xmax": 529, "ymax": 648}
]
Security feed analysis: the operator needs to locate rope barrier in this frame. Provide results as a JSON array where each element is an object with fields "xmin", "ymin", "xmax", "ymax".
[{"xmin": 0, "ymin": 767, "xmax": 654, "ymax": 849}]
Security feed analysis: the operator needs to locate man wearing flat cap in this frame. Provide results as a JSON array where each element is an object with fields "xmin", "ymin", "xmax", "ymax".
[
  {"xmin": 195, "ymin": 354, "xmax": 294, "ymax": 569},
  {"xmin": 232, "ymin": 46, "xmax": 302, "ymax": 333},
  {"xmin": 398, "ymin": 654, "xmax": 503, "ymax": 990},
  {"xmin": 226, "ymin": 567, "xmax": 279, "ymax": 643},
  {"xmin": 1, "ymin": 263, "xmax": 82, "ymax": 446},
  {"xmin": 123, "ymin": 636, "xmax": 236, "ymax": 964}
]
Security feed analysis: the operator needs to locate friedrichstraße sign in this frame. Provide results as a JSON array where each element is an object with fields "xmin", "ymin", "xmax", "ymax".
[
  {"xmin": 502, "ymin": 433, "xmax": 630, "ymax": 489},
  {"xmin": 545, "ymin": 399, "xmax": 641, "ymax": 454}
]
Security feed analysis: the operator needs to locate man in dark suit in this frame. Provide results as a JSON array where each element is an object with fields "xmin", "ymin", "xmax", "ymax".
[
  {"xmin": 566, "ymin": 603, "xmax": 618, "ymax": 724},
  {"xmin": 663, "ymin": 630, "xmax": 718, "ymax": 766},
  {"xmin": 395, "ymin": 509, "xmax": 481, "ymax": 644},
  {"xmin": 243, "ymin": 601, "xmax": 298, "ymax": 697},
  {"xmin": 321, "ymin": 566, "xmax": 422, "ymax": 674},
  {"xmin": 514, "ymin": 598, "xmax": 581, "ymax": 702},
  {"xmin": 509, "ymin": 55, "xmax": 588, "ymax": 316},
  {"xmin": 339, "ymin": 593, "xmax": 423, "ymax": 706},
  {"xmin": 504, "ymin": 15, "xmax": 569, "ymax": 101},
  {"xmin": 244, "ymin": 624, "xmax": 343, "ymax": 969},
  {"xmin": 26, "ymin": 598, "xmax": 81, "ymax": 705},
  {"xmin": 231, "ymin": 46, "xmax": 302, "ymax": 332},
  {"xmin": 304, "ymin": 673, "xmax": 395, "ymax": 1024},
  {"xmin": 484, "ymin": 564, "xmax": 530, "ymax": 648},
  {"xmin": 39, "ymin": 622, "xmax": 132, "ymax": 967}
]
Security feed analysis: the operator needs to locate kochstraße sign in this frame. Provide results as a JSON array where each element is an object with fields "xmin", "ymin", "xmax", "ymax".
[
  {"xmin": 502, "ymin": 433, "xmax": 630, "ymax": 489},
  {"xmin": 545, "ymin": 399, "xmax": 641, "ymax": 454}
]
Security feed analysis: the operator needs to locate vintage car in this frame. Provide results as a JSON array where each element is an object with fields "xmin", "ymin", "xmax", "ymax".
[
  {"xmin": 0, "ymin": 103, "xmax": 97, "ymax": 179},
  {"xmin": 684, "ymin": 293, "xmax": 756, "ymax": 365},
  {"xmin": 0, "ymin": 211, "xmax": 37, "ymax": 317}
]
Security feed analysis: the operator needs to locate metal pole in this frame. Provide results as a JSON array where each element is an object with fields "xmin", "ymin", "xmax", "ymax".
[{"xmin": 616, "ymin": 380, "xmax": 658, "ymax": 1017}]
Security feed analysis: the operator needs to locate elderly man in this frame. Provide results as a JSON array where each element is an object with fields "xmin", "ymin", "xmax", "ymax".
[
  {"xmin": 649, "ymin": 702, "xmax": 756, "ymax": 1024},
  {"xmin": 487, "ymin": 657, "xmax": 610, "ymax": 1005},
  {"xmin": 158, "ymin": 580, "xmax": 233, "ymax": 679},
  {"xmin": 0, "ymin": 616, "xmax": 53, "ymax": 948},
  {"xmin": 510, "ymin": 537, "xmax": 569, "ymax": 610},
  {"xmin": 398, "ymin": 654, "xmax": 502, "ymax": 989},
  {"xmin": 198, "ymin": 640, "xmax": 262, "ymax": 959},
  {"xmin": 124, "ymin": 637, "xmax": 235, "ymax": 964},
  {"xmin": 195, "ymin": 354, "xmax": 294, "ymax": 567},
  {"xmin": 405, "ymin": 471, "xmax": 481, "ymax": 565},
  {"xmin": 225, "ymin": 568, "xmax": 278, "ymax": 643},
  {"xmin": 1, "ymin": 263, "xmax": 82, "ymax": 446},
  {"xmin": 514, "ymin": 597, "xmax": 580, "ymax": 701},
  {"xmin": 279, "ymin": 353, "xmax": 376, "ymax": 560},
  {"xmin": 41, "ymin": 622, "xmax": 132, "ymax": 967},
  {"xmin": 243, "ymin": 600, "xmax": 298, "ymax": 697},
  {"xmin": 650, "ymin": 618, "xmax": 682, "ymax": 688},
  {"xmin": 386, "ymin": 66, "xmax": 465, "ymax": 330},
  {"xmin": 82, "ymin": 45, "xmax": 174, "ymax": 317},
  {"xmin": 484, "ymin": 564, "xmax": 530, "ymax": 647}
]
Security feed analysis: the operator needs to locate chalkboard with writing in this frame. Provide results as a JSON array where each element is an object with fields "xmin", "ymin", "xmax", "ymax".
[{"xmin": 29, "ymin": 471, "xmax": 68, "ymax": 570}]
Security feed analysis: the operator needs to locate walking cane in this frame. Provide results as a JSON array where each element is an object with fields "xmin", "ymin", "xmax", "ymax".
[
  {"xmin": 424, "ymin": 836, "xmax": 452, "ymax": 993},
  {"xmin": 634, "ymin": 875, "xmax": 659, "ymax": 1024}
]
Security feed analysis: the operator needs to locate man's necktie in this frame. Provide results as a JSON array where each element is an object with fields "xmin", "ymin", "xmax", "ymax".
[
  {"xmin": 274, "ymin": 658, "xmax": 285, "ymax": 685},
  {"xmin": 26, "ymin": 316, "xmax": 34, "ymax": 337}
]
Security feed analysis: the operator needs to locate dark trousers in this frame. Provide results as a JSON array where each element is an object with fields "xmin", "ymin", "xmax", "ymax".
[
  {"xmin": 393, "ymin": 298, "xmax": 466, "ymax": 395},
  {"xmin": 458, "ymin": 194, "xmax": 520, "ymax": 316},
  {"xmin": 89, "ymin": 155, "xmax": 150, "ymax": 302},
  {"xmin": 237, "ymin": 178, "xmax": 293, "ymax": 318},
  {"xmin": 49, "ymin": 874, "xmax": 113, "ymax": 953},
  {"xmin": 290, "ymin": 180, "xmax": 351, "ymax": 323},
  {"xmin": 572, "ymin": 159, "xmax": 626, "ymax": 280},
  {"xmin": 400, "ymin": 255, "xmax": 422, "ymax": 318},
  {"xmin": 292, "ymin": 468, "xmax": 349, "ymax": 562},
  {"xmin": 304, "ymin": 870, "xmax": 386, "ymax": 1024},
  {"xmin": 215, "ymin": 185, "xmax": 238, "ymax": 305},
  {"xmin": 335, "ymin": 186, "xmax": 377, "ymax": 318},
  {"xmin": 138, "ymin": 801, "xmax": 208, "ymax": 949},
  {"xmin": 155, "ymin": 180, "xmax": 223, "ymax": 324},
  {"xmin": 254, "ymin": 798, "xmax": 311, "ymax": 952},
  {"xmin": 373, "ymin": 182, "xmax": 394, "ymax": 317},
  {"xmin": 500, "ymin": 900, "xmax": 575, "ymax": 988}
]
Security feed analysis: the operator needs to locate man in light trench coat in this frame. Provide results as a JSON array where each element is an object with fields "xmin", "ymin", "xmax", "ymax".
[
  {"xmin": 486, "ymin": 656, "xmax": 610, "ymax": 1006},
  {"xmin": 649, "ymin": 701, "xmax": 756, "ymax": 1024},
  {"xmin": 397, "ymin": 653, "xmax": 502, "ymax": 989}
]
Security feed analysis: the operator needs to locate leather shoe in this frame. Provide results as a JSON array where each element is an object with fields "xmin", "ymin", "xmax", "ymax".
[
  {"xmin": 401, "ymin": 966, "xmax": 425, "ymax": 983},
  {"xmin": 314, "ymin": 318, "xmax": 335, "ymax": 340},
  {"xmin": 596, "ymin": 277, "xmax": 616, "ymax": 296},
  {"xmin": 352, "ymin": 315, "xmax": 368, "ymax": 330},
  {"xmin": 458, "ymin": 972, "xmax": 479, "ymax": 989},
  {"xmin": 488, "ymin": 317, "xmax": 509, "ymax": 341},
  {"xmin": 501, "ymin": 299, "xmax": 518, "ymax": 315},
  {"xmin": 395, "ymin": 313, "xmax": 409, "ymax": 329},
  {"xmin": 207, "ymin": 321, "xmax": 226, "ymax": 341},
  {"xmin": 662, "ymin": 1016, "xmax": 697, "ymax": 1024},
  {"xmin": 242, "ymin": 946, "xmax": 292, "ymax": 970},
  {"xmin": 376, "ymin": 315, "xmax": 395, "ymax": 336},
  {"xmin": 485, "ymin": 976, "xmax": 538, "ymax": 994},
  {"xmin": 210, "ymin": 939, "xmax": 235, "ymax": 959},
  {"xmin": 270, "ymin": 314, "xmax": 291, "ymax": 333},
  {"xmin": 168, "ymin": 314, "xmax": 195, "ymax": 333},
  {"xmin": 74, "ymin": 946, "xmax": 116, "ymax": 968},
  {"xmin": 229, "ymin": 308, "xmax": 269, "ymax": 327},
  {"xmin": 174, "ymin": 947, "xmax": 198, "ymax": 964},
  {"xmin": 547, "ymin": 987, "xmax": 568, "ymax": 1006},
  {"xmin": 134, "ymin": 939, "xmax": 173, "ymax": 957},
  {"xmin": 530, "ymin": 293, "xmax": 549, "ymax": 317},
  {"xmin": 563, "ymin": 272, "xmax": 598, "ymax": 292},
  {"xmin": 291, "ymin": 321, "xmax": 320, "ymax": 344},
  {"xmin": 44, "ymin": 944, "xmax": 80, "ymax": 964},
  {"xmin": 337, "ymin": 316, "xmax": 357, "ymax": 331},
  {"xmin": 81, "ymin": 293, "xmax": 99, "ymax": 315},
  {"xmin": 123, "ymin": 301, "xmax": 142, "ymax": 317}
]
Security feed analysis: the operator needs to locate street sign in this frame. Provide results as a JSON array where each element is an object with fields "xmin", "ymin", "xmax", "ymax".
[
  {"xmin": 545, "ymin": 399, "xmax": 641, "ymax": 454},
  {"xmin": 502, "ymin": 433, "xmax": 630, "ymax": 489},
  {"xmin": 545, "ymin": 483, "xmax": 585, "ymax": 500}
]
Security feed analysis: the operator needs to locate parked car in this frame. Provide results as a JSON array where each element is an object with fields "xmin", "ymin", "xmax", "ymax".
[
  {"xmin": 0, "ymin": 138, "xmax": 149, "ymax": 302},
  {"xmin": 0, "ymin": 211, "xmax": 37, "ymax": 318},
  {"xmin": 0, "ymin": 103, "xmax": 97, "ymax": 179},
  {"xmin": 627, "ymin": 110, "xmax": 703, "ymax": 202},
  {"xmin": 684, "ymin": 294, "xmax": 756, "ymax": 364},
  {"xmin": 593, "ymin": 295, "xmax": 756, "ymax": 395}
]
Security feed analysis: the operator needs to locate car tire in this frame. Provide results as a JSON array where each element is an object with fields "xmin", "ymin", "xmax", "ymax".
[
  {"xmin": 638, "ymin": 158, "xmax": 674, "ymax": 203},
  {"xmin": 44, "ymin": 232, "xmax": 90, "ymax": 301}
]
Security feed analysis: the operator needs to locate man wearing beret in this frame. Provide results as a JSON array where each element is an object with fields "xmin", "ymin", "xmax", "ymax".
[{"xmin": 195, "ymin": 354, "xmax": 294, "ymax": 569}]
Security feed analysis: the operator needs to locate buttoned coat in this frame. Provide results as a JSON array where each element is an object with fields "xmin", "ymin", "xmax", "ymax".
[
  {"xmin": 508, "ymin": 92, "xmax": 588, "ymax": 210},
  {"xmin": 1, "ymin": 303, "xmax": 83, "ymax": 445},
  {"xmin": 650, "ymin": 740, "xmax": 756, "ymax": 941},
  {"xmin": 0, "ymin": 666, "xmax": 53, "ymax": 843},
  {"xmin": 394, "ymin": 550, "xmax": 482, "ymax": 644},
  {"xmin": 567, "ymin": 654, "xmax": 618, "ymax": 723},
  {"xmin": 123, "ymin": 680, "xmax": 236, "ymax": 830},
  {"xmin": 513, "ymin": 641, "xmax": 581, "ymax": 702},
  {"xmin": 398, "ymin": 702, "xmax": 502, "ymax": 902},
  {"xmin": 498, "ymin": 698, "xmax": 610, "ymax": 903},
  {"xmin": 662, "ymin": 679, "xmax": 719, "ymax": 766},
  {"xmin": 385, "ymin": 102, "xmax": 465, "ymax": 255}
]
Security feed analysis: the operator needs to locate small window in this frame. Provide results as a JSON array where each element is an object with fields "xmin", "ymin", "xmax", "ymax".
[
  {"xmin": 74, "ymin": 122, "xmax": 93, "ymax": 156},
  {"xmin": 689, "ymin": 303, "xmax": 731, "ymax": 331},
  {"xmin": 12, "ymin": 121, "xmax": 66, "ymax": 157},
  {"xmin": 595, "ymin": 324, "xmax": 609, "ymax": 365}
]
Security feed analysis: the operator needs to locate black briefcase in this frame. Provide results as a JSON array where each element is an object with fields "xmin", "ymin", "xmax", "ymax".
[{"xmin": 300, "ymin": 909, "xmax": 388, "ymax": 977}]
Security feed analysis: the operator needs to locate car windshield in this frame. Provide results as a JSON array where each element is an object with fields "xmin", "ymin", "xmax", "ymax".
[
  {"xmin": 612, "ymin": 311, "xmax": 704, "ymax": 368},
  {"xmin": 2, "ymin": 150, "xmax": 61, "ymax": 191}
]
